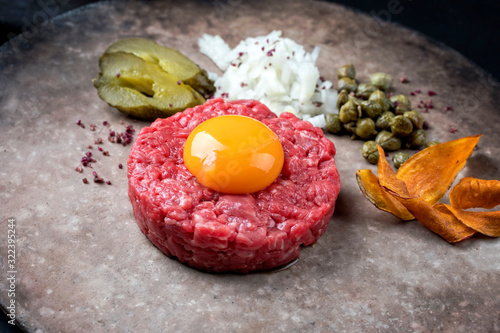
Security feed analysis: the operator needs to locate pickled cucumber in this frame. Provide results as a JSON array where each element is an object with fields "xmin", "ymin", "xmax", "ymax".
[
  {"xmin": 104, "ymin": 38, "xmax": 214, "ymax": 97},
  {"xmin": 93, "ymin": 52, "xmax": 206, "ymax": 120},
  {"xmin": 93, "ymin": 38, "xmax": 215, "ymax": 120}
]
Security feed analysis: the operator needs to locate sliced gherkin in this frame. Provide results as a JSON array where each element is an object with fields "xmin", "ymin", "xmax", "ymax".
[
  {"xmin": 104, "ymin": 37, "xmax": 215, "ymax": 97},
  {"xmin": 93, "ymin": 52, "xmax": 205, "ymax": 120}
]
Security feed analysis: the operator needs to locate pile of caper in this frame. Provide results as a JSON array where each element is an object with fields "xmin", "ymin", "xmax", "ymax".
[{"xmin": 326, "ymin": 64, "xmax": 430, "ymax": 166}]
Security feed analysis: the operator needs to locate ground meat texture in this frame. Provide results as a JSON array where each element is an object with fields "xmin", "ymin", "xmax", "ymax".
[{"xmin": 128, "ymin": 98, "xmax": 341, "ymax": 273}]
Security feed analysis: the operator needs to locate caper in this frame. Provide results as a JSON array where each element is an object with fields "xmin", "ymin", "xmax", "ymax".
[
  {"xmin": 389, "ymin": 115, "xmax": 413, "ymax": 137},
  {"xmin": 337, "ymin": 64, "xmax": 356, "ymax": 79},
  {"xmin": 361, "ymin": 141, "xmax": 380, "ymax": 164},
  {"xmin": 375, "ymin": 130, "xmax": 401, "ymax": 151},
  {"xmin": 361, "ymin": 100, "xmax": 383, "ymax": 119},
  {"xmin": 356, "ymin": 83, "xmax": 378, "ymax": 99},
  {"xmin": 338, "ymin": 77, "xmax": 358, "ymax": 93},
  {"xmin": 375, "ymin": 111, "xmax": 395, "ymax": 130},
  {"xmin": 390, "ymin": 94, "xmax": 412, "ymax": 115},
  {"xmin": 355, "ymin": 118, "xmax": 377, "ymax": 139},
  {"xmin": 339, "ymin": 100, "xmax": 360, "ymax": 123},
  {"xmin": 425, "ymin": 141, "xmax": 440, "ymax": 148},
  {"xmin": 348, "ymin": 94, "xmax": 364, "ymax": 107},
  {"xmin": 337, "ymin": 89, "xmax": 349, "ymax": 110},
  {"xmin": 369, "ymin": 90, "xmax": 391, "ymax": 112},
  {"xmin": 406, "ymin": 129, "xmax": 426, "ymax": 149},
  {"xmin": 393, "ymin": 152, "xmax": 410, "ymax": 169},
  {"xmin": 343, "ymin": 122, "xmax": 357, "ymax": 135},
  {"xmin": 403, "ymin": 110, "xmax": 424, "ymax": 129},
  {"xmin": 325, "ymin": 114, "xmax": 343, "ymax": 134},
  {"xmin": 370, "ymin": 72, "xmax": 393, "ymax": 91}
]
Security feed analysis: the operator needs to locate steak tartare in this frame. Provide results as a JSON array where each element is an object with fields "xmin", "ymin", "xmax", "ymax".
[{"xmin": 128, "ymin": 98, "xmax": 341, "ymax": 273}]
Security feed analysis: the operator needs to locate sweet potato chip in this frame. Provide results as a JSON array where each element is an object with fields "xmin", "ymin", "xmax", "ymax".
[
  {"xmin": 357, "ymin": 134, "xmax": 499, "ymax": 243},
  {"xmin": 443, "ymin": 204, "xmax": 500, "ymax": 237},
  {"xmin": 396, "ymin": 135, "xmax": 481, "ymax": 206},
  {"xmin": 394, "ymin": 197, "xmax": 476, "ymax": 243},
  {"xmin": 450, "ymin": 177, "xmax": 500, "ymax": 210},
  {"xmin": 376, "ymin": 145, "xmax": 409, "ymax": 198},
  {"xmin": 356, "ymin": 169, "xmax": 414, "ymax": 221}
]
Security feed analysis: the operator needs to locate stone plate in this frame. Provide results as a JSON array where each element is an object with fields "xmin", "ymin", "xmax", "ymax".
[{"xmin": 1, "ymin": 0, "xmax": 499, "ymax": 332}]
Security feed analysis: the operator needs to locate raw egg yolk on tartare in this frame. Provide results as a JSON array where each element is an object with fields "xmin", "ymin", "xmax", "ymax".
[{"xmin": 183, "ymin": 115, "xmax": 284, "ymax": 194}]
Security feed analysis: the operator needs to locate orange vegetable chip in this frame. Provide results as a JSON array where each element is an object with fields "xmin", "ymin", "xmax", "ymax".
[
  {"xmin": 396, "ymin": 135, "xmax": 481, "ymax": 206},
  {"xmin": 357, "ymin": 134, "xmax": 499, "ymax": 243},
  {"xmin": 444, "ymin": 204, "xmax": 500, "ymax": 237},
  {"xmin": 356, "ymin": 169, "xmax": 414, "ymax": 221},
  {"xmin": 394, "ymin": 198, "xmax": 476, "ymax": 243},
  {"xmin": 450, "ymin": 177, "xmax": 500, "ymax": 210},
  {"xmin": 376, "ymin": 145, "xmax": 409, "ymax": 198}
]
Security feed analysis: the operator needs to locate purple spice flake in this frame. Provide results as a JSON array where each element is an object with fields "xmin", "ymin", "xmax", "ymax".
[
  {"xmin": 109, "ymin": 131, "xmax": 115, "ymax": 137},
  {"xmin": 442, "ymin": 106, "xmax": 452, "ymax": 113},
  {"xmin": 177, "ymin": 80, "xmax": 181, "ymax": 85},
  {"xmin": 119, "ymin": 163, "xmax": 123, "ymax": 169},
  {"xmin": 400, "ymin": 76, "xmax": 409, "ymax": 83},
  {"xmin": 428, "ymin": 90, "xmax": 436, "ymax": 96},
  {"xmin": 98, "ymin": 147, "xmax": 103, "ymax": 152},
  {"xmin": 103, "ymin": 151, "xmax": 110, "ymax": 156},
  {"xmin": 415, "ymin": 89, "xmax": 421, "ymax": 93},
  {"xmin": 169, "ymin": 104, "xmax": 173, "ymax": 107},
  {"xmin": 106, "ymin": 181, "xmax": 112, "ymax": 185},
  {"xmin": 116, "ymin": 73, "xmax": 120, "ymax": 78},
  {"xmin": 410, "ymin": 92, "xmax": 416, "ymax": 96},
  {"xmin": 90, "ymin": 124, "xmax": 96, "ymax": 131},
  {"xmin": 88, "ymin": 145, "xmax": 93, "ymax": 149},
  {"xmin": 261, "ymin": 46, "xmax": 265, "ymax": 51},
  {"xmin": 93, "ymin": 176, "xmax": 104, "ymax": 183},
  {"xmin": 94, "ymin": 138, "xmax": 103, "ymax": 144},
  {"xmin": 449, "ymin": 127, "xmax": 458, "ymax": 134},
  {"xmin": 75, "ymin": 165, "xmax": 83, "ymax": 173},
  {"xmin": 82, "ymin": 178, "xmax": 89, "ymax": 184},
  {"xmin": 238, "ymin": 52, "xmax": 244, "ymax": 57},
  {"xmin": 92, "ymin": 171, "xmax": 97, "ymax": 176}
]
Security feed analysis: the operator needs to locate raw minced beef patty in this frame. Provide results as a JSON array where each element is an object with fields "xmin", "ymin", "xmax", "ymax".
[{"xmin": 128, "ymin": 98, "xmax": 341, "ymax": 273}]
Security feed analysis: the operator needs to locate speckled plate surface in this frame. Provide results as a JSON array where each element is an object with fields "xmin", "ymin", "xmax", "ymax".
[{"xmin": 1, "ymin": 1, "xmax": 499, "ymax": 332}]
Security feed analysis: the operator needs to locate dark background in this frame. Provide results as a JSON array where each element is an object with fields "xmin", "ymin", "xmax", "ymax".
[
  {"xmin": 0, "ymin": 0, "xmax": 499, "ymax": 79},
  {"xmin": 0, "ymin": 0, "xmax": 499, "ymax": 331}
]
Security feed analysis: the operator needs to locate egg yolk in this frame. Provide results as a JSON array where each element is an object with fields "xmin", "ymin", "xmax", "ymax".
[{"xmin": 183, "ymin": 115, "xmax": 284, "ymax": 194}]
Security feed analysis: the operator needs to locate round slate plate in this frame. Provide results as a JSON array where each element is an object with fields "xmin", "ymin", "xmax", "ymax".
[{"xmin": 1, "ymin": 0, "xmax": 499, "ymax": 332}]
